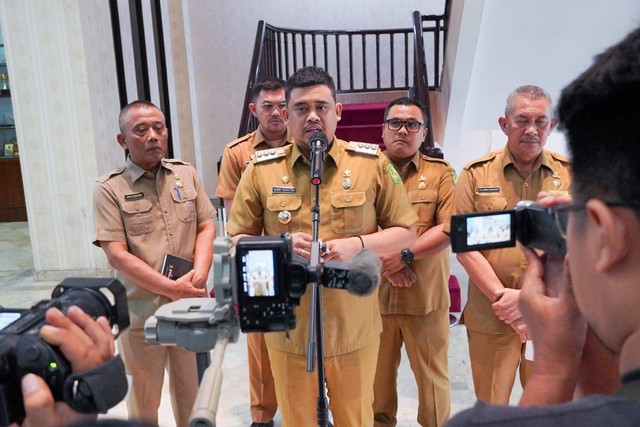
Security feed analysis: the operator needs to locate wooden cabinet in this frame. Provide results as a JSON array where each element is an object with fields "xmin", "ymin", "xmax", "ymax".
[{"xmin": 0, "ymin": 157, "xmax": 27, "ymax": 221}]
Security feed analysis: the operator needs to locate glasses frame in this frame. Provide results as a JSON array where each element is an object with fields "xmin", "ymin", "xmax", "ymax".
[
  {"xmin": 551, "ymin": 199, "xmax": 640, "ymax": 238},
  {"xmin": 384, "ymin": 119, "xmax": 424, "ymax": 133},
  {"xmin": 259, "ymin": 102, "xmax": 287, "ymax": 114}
]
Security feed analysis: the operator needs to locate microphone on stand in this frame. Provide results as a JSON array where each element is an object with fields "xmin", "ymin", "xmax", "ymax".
[{"xmin": 309, "ymin": 131, "xmax": 328, "ymax": 186}]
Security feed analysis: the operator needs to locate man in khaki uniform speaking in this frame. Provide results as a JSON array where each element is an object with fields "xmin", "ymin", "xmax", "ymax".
[
  {"xmin": 216, "ymin": 77, "xmax": 293, "ymax": 427},
  {"xmin": 93, "ymin": 100, "xmax": 215, "ymax": 426},
  {"xmin": 445, "ymin": 85, "xmax": 571, "ymax": 404},
  {"xmin": 373, "ymin": 97, "xmax": 456, "ymax": 426},
  {"xmin": 227, "ymin": 66, "xmax": 418, "ymax": 427}
]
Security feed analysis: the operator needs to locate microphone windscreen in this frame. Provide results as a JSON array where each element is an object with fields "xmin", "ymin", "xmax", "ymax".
[
  {"xmin": 309, "ymin": 131, "xmax": 328, "ymax": 149},
  {"xmin": 346, "ymin": 249, "xmax": 381, "ymax": 296}
]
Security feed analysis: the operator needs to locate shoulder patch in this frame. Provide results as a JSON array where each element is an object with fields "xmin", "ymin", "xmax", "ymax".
[
  {"xmin": 254, "ymin": 147, "xmax": 287, "ymax": 163},
  {"xmin": 225, "ymin": 133, "xmax": 252, "ymax": 148},
  {"xmin": 97, "ymin": 167, "xmax": 125, "ymax": 183},
  {"xmin": 345, "ymin": 141, "xmax": 380, "ymax": 156},
  {"xmin": 386, "ymin": 163, "xmax": 402, "ymax": 184}
]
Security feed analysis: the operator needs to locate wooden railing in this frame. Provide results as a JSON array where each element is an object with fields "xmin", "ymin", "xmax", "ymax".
[{"xmin": 238, "ymin": 7, "xmax": 449, "ymax": 152}]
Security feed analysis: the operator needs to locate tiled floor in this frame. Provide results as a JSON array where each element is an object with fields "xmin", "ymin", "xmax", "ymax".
[{"xmin": 0, "ymin": 221, "xmax": 522, "ymax": 426}]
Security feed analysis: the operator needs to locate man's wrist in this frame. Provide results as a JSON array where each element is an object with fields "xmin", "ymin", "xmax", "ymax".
[{"xmin": 400, "ymin": 248, "xmax": 414, "ymax": 265}]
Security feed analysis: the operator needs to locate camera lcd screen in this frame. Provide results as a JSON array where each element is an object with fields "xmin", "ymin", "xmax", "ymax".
[
  {"xmin": 0, "ymin": 310, "xmax": 23, "ymax": 331},
  {"xmin": 450, "ymin": 210, "xmax": 516, "ymax": 253},
  {"xmin": 238, "ymin": 249, "xmax": 279, "ymax": 299}
]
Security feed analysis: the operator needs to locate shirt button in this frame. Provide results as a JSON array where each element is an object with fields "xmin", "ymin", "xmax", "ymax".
[
  {"xmin": 280, "ymin": 201, "xmax": 286, "ymax": 207},
  {"xmin": 345, "ymin": 196, "xmax": 352, "ymax": 203},
  {"xmin": 524, "ymin": 182, "xmax": 529, "ymax": 187}
]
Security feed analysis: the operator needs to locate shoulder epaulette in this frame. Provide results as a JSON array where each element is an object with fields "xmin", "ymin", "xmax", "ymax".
[
  {"xmin": 225, "ymin": 133, "xmax": 253, "ymax": 149},
  {"xmin": 97, "ymin": 167, "xmax": 125, "ymax": 183},
  {"xmin": 345, "ymin": 141, "xmax": 380, "ymax": 156},
  {"xmin": 547, "ymin": 150, "xmax": 571, "ymax": 164},
  {"xmin": 464, "ymin": 150, "xmax": 500, "ymax": 170},
  {"xmin": 253, "ymin": 147, "xmax": 287, "ymax": 163}
]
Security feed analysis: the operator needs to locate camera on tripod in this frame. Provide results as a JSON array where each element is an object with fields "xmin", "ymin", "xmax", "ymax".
[
  {"xmin": 450, "ymin": 200, "xmax": 566, "ymax": 256},
  {"xmin": 219, "ymin": 233, "xmax": 380, "ymax": 333},
  {"xmin": 0, "ymin": 278, "xmax": 130, "ymax": 427}
]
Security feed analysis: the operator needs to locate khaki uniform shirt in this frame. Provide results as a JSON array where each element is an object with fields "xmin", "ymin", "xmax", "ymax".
[
  {"xmin": 216, "ymin": 128, "xmax": 293, "ymax": 200},
  {"xmin": 445, "ymin": 147, "xmax": 571, "ymax": 334},
  {"xmin": 93, "ymin": 157, "xmax": 215, "ymax": 328},
  {"xmin": 227, "ymin": 138, "xmax": 418, "ymax": 356},
  {"xmin": 379, "ymin": 152, "xmax": 456, "ymax": 315}
]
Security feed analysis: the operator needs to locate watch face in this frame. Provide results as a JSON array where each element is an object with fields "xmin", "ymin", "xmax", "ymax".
[{"xmin": 401, "ymin": 249, "xmax": 414, "ymax": 264}]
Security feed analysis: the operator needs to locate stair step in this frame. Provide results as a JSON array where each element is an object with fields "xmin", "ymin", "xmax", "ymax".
[
  {"xmin": 336, "ymin": 124, "xmax": 384, "ymax": 147},
  {"xmin": 339, "ymin": 102, "xmax": 387, "ymax": 126}
]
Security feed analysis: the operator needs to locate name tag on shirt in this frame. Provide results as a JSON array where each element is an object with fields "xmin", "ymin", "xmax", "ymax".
[
  {"xmin": 477, "ymin": 187, "xmax": 500, "ymax": 193},
  {"xmin": 124, "ymin": 192, "xmax": 144, "ymax": 201},
  {"xmin": 272, "ymin": 186, "xmax": 296, "ymax": 194}
]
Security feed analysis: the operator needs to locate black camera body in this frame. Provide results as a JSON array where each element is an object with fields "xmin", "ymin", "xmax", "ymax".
[
  {"xmin": 450, "ymin": 201, "xmax": 566, "ymax": 256},
  {"xmin": 229, "ymin": 234, "xmax": 363, "ymax": 333},
  {"xmin": 0, "ymin": 278, "xmax": 129, "ymax": 426},
  {"xmin": 235, "ymin": 235, "xmax": 313, "ymax": 332}
]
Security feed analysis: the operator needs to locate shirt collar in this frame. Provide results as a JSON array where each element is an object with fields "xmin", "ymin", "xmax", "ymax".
[
  {"xmin": 501, "ymin": 146, "xmax": 551, "ymax": 173},
  {"xmin": 126, "ymin": 156, "xmax": 172, "ymax": 183},
  {"xmin": 290, "ymin": 136, "xmax": 340, "ymax": 169}
]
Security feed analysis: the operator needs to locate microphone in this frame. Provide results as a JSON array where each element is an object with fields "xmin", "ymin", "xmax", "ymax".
[
  {"xmin": 309, "ymin": 131, "xmax": 328, "ymax": 186},
  {"xmin": 321, "ymin": 249, "xmax": 382, "ymax": 296}
]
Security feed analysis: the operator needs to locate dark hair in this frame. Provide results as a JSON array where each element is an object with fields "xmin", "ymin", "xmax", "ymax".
[
  {"xmin": 118, "ymin": 100, "xmax": 162, "ymax": 133},
  {"xmin": 504, "ymin": 85, "xmax": 553, "ymax": 117},
  {"xmin": 251, "ymin": 77, "xmax": 286, "ymax": 102},
  {"xmin": 383, "ymin": 97, "xmax": 428, "ymax": 125},
  {"xmin": 557, "ymin": 26, "xmax": 640, "ymax": 218},
  {"xmin": 285, "ymin": 66, "xmax": 336, "ymax": 103}
]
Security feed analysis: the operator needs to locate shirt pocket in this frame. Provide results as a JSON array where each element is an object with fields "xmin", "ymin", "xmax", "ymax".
[
  {"xmin": 121, "ymin": 199, "xmax": 156, "ymax": 236},
  {"xmin": 265, "ymin": 194, "xmax": 303, "ymax": 234},
  {"xmin": 409, "ymin": 188, "xmax": 437, "ymax": 228},
  {"xmin": 171, "ymin": 187, "xmax": 197, "ymax": 223},
  {"xmin": 330, "ymin": 190, "xmax": 366, "ymax": 234},
  {"xmin": 473, "ymin": 193, "xmax": 508, "ymax": 212}
]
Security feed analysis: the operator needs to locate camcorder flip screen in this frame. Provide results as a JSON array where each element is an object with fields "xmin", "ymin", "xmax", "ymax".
[
  {"xmin": 450, "ymin": 210, "xmax": 516, "ymax": 253},
  {"xmin": 0, "ymin": 309, "xmax": 23, "ymax": 331},
  {"xmin": 238, "ymin": 248, "xmax": 280, "ymax": 300}
]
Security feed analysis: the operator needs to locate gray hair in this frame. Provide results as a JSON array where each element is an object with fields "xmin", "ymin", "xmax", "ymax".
[{"xmin": 504, "ymin": 85, "xmax": 553, "ymax": 117}]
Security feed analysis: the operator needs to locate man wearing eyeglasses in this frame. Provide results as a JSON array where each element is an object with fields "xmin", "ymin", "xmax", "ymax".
[
  {"xmin": 216, "ymin": 77, "xmax": 293, "ymax": 427},
  {"xmin": 373, "ymin": 97, "xmax": 456, "ymax": 427},
  {"xmin": 447, "ymin": 26, "xmax": 640, "ymax": 426},
  {"xmin": 450, "ymin": 85, "xmax": 572, "ymax": 404}
]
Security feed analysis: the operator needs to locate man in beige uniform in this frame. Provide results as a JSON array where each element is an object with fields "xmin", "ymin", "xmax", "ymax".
[
  {"xmin": 227, "ymin": 66, "xmax": 418, "ymax": 427},
  {"xmin": 446, "ymin": 85, "xmax": 571, "ymax": 404},
  {"xmin": 216, "ymin": 77, "xmax": 293, "ymax": 427},
  {"xmin": 93, "ymin": 100, "xmax": 216, "ymax": 425},
  {"xmin": 373, "ymin": 97, "xmax": 455, "ymax": 427}
]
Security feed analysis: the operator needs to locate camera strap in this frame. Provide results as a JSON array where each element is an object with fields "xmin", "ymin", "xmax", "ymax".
[{"xmin": 62, "ymin": 354, "xmax": 128, "ymax": 414}]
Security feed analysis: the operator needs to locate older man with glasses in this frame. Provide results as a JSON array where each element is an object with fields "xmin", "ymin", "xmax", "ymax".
[{"xmin": 446, "ymin": 85, "xmax": 572, "ymax": 405}]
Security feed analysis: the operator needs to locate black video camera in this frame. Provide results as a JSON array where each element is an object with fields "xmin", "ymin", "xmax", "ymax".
[
  {"xmin": 0, "ymin": 278, "xmax": 130, "ymax": 426},
  {"xmin": 450, "ymin": 201, "xmax": 566, "ymax": 256},
  {"xmin": 217, "ymin": 233, "xmax": 380, "ymax": 333}
]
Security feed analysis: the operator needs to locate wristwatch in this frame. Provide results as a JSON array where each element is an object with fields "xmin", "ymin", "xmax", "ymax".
[{"xmin": 400, "ymin": 248, "xmax": 414, "ymax": 265}]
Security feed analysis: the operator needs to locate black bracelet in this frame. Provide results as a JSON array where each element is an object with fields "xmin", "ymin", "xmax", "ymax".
[{"xmin": 355, "ymin": 235, "xmax": 364, "ymax": 248}]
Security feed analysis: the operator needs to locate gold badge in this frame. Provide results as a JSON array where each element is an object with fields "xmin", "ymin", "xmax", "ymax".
[
  {"xmin": 343, "ymin": 179, "xmax": 352, "ymax": 190},
  {"xmin": 553, "ymin": 180, "xmax": 561, "ymax": 189},
  {"xmin": 282, "ymin": 176, "xmax": 290, "ymax": 184},
  {"xmin": 418, "ymin": 182, "xmax": 427, "ymax": 190},
  {"xmin": 278, "ymin": 210, "xmax": 292, "ymax": 224},
  {"xmin": 343, "ymin": 170, "xmax": 352, "ymax": 178},
  {"xmin": 552, "ymin": 172, "xmax": 561, "ymax": 179},
  {"xmin": 176, "ymin": 181, "xmax": 184, "ymax": 188},
  {"xmin": 174, "ymin": 174, "xmax": 181, "ymax": 180},
  {"xmin": 419, "ymin": 175, "xmax": 426, "ymax": 181}
]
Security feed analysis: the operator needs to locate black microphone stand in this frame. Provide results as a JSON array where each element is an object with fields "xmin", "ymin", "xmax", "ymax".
[{"xmin": 307, "ymin": 134, "xmax": 330, "ymax": 427}]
